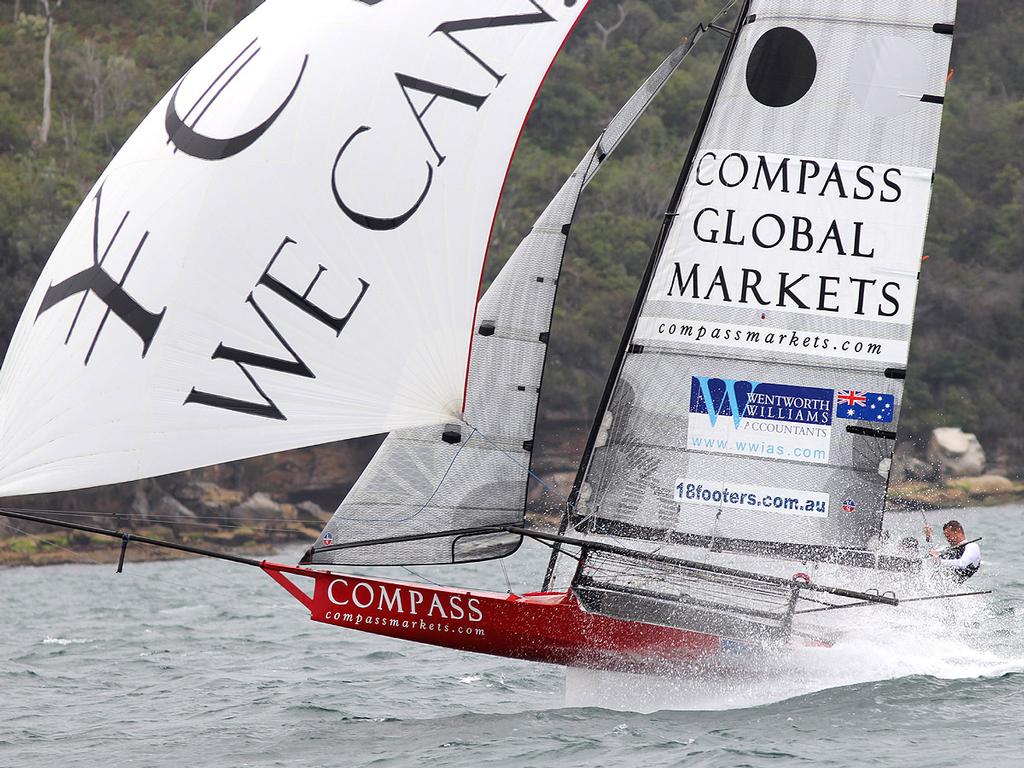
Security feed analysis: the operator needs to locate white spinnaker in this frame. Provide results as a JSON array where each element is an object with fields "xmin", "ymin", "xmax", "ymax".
[{"xmin": 0, "ymin": 0, "xmax": 588, "ymax": 496}]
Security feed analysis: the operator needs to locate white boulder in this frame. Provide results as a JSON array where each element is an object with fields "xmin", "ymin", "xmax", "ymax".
[{"xmin": 926, "ymin": 427, "xmax": 986, "ymax": 478}]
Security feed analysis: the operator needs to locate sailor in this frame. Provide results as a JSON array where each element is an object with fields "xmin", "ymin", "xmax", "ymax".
[
  {"xmin": 897, "ymin": 536, "xmax": 920, "ymax": 555},
  {"xmin": 924, "ymin": 520, "xmax": 981, "ymax": 583}
]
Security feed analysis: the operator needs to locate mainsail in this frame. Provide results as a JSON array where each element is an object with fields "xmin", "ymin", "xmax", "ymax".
[
  {"xmin": 310, "ymin": 36, "xmax": 708, "ymax": 565},
  {"xmin": 570, "ymin": 1, "xmax": 958, "ymax": 562},
  {"xmin": 0, "ymin": 0, "xmax": 589, "ymax": 496}
]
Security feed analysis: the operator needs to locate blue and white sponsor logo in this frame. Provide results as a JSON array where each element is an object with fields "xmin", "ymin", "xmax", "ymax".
[
  {"xmin": 676, "ymin": 478, "xmax": 829, "ymax": 517},
  {"xmin": 688, "ymin": 376, "xmax": 833, "ymax": 464},
  {"xmin": 690, "ymin": 377, "xmax": 833, "ymax": 427}
]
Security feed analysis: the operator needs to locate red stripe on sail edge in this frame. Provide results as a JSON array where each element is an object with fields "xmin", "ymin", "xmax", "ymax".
[{"xmin": 460, "ymin": 2, "xmax": 593, "ymax": 414}]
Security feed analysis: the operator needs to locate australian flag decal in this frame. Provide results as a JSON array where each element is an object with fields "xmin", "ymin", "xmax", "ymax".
[{"xmin": 836, "ymin": 390, "xmax": 895, "ymax": 423}]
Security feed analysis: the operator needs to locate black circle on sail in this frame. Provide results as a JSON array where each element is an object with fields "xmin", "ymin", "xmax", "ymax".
[{"xmin": 745, "ymin": 27, "xmax": 817, "ymax": 108}]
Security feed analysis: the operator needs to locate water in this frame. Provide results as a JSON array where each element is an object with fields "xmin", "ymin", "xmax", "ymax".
[{"xmin": 2, "ymin": 505, "xmax": 1022, "ymax": 767}]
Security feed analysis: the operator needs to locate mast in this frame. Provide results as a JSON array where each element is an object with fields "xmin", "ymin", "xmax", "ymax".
[{"xmin": 545, "ymin": 1, "xmax": 751, "ymax": 589}]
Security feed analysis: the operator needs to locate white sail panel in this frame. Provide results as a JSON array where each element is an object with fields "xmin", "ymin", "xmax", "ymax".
[
  {"xmin": 0, "ymin": 0, "xmax": 588, "ymax": 496},
  {"xmin": 574, "ymin": 0, "xmax": 957, "ymax": 553}
]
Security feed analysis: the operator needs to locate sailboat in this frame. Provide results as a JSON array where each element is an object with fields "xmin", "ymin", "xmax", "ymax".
[{"xmin": 0, "ymin": 0, "xmax": 973, "ymax": 674}]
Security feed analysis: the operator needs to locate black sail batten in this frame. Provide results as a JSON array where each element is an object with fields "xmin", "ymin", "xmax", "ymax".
[
  {"xmin": 546, "ymin": 0, "xmax": 751, "ymax": 589},
  {"xmin": 308, "ymin": 31, "xmax": 713, "ymax": 568}
]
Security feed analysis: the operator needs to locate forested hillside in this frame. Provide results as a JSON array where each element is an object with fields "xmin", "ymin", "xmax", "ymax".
[{"xmin": 0, "ymin": 0, "xmax": 1021, "ymax": 493}]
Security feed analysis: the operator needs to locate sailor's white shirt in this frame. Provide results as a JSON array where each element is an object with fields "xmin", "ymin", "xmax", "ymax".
[{"xmin": 938, "ymin": 541, "xmax": 981, "ymax": 571}]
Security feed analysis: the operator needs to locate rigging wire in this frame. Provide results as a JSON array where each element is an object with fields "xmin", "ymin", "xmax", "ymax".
[
  {"xmin": 400, "ymin": 566, "xmax": 446, "ymax": 588},
  {"xmin": 499, "ymin": 557, "xmax": 513, "ymax": 594},
  {"xmin": 0, "ymin": 508, "xmax": 322, "ymax": 536}
]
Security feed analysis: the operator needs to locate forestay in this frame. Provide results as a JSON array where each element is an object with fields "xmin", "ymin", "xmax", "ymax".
[
  {"xmin": 311, "ymin": 37, "xmax": 704, "ymax": 565},
  {"xmin": 573, "ymin": 0, "xmax": 958, "ymax": 554},
  {"xmin": 0, "ymin": 0, "xmax": 587, "ymax": 496}
]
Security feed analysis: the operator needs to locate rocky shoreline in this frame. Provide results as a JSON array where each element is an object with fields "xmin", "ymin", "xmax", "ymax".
[
  {"xmin": 0, "ymin": 444, "xmax": 356, "ymax": 568},
  {"xmin": 0, "ymin": 525, "xmax": 317, "ymax": 568},
  {"xmin": 887, "ymin": 477, "xmax": 1024, "ymax": 511}
]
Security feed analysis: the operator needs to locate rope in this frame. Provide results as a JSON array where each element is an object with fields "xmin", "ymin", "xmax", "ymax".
[
  {"xmin": 499, "ymin": 557, "xmax": 513, "ymax": 594},
  {"xmin": 400, "ymin": 566, "xmax": 446, "ymax": 588}
]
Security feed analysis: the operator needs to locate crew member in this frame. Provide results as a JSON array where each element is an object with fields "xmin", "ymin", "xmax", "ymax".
[{"xmin": 924, "ymin": 520, "xmax": 981, "ymax": 583}]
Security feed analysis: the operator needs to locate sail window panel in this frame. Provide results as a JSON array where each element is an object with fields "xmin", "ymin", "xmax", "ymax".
[
  {"xmin": 719, "ymin": 1, "xmax": 955, "ymax": 168},
  {"xmin": 313, "ymin": 428, "xmax": 527, "ymax": 566},
  {"xmin": 314, "ymin": 524, "xmax": 522, "ymax": 567}
]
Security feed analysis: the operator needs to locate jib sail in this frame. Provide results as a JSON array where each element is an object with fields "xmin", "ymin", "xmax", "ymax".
[{"xmin": 309, "ymin": 37, "xmax": 706, "ymax": 565}]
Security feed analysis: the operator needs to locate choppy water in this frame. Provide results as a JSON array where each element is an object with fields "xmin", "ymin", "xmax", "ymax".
[{"xmin": 2, "ymin": 505, "xmax": 1022, "ymax": 767}]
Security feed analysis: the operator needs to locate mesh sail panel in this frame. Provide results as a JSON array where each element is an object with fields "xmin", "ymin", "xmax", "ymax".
[
  {"xmin": 575, "ymin": 1, "xmax": 957, "ymax": 553},
  {"xmin": 312, "ymin": 38, "xmax": 703, "ymax": 565}
]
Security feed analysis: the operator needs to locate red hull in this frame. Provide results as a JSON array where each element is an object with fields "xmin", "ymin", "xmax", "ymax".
[{"xmin": 263, "ymin": 562, "xmax": 722, "ymax": 673}]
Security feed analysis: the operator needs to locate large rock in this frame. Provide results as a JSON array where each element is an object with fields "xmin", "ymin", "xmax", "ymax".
[
  {"xmin": 295, "ymin": 500, "xmax": 329, "ymax": 524},
  {"xmin": 927, "ymin": 427, "xmax": 986, "ymax": 478},
  {"xmin": 172, "ymin": 481, "xmax": 245, "ymax": 517},
  {"xmin": 231, "ymin": 492, "xmax": 283, "ymax": 523}
]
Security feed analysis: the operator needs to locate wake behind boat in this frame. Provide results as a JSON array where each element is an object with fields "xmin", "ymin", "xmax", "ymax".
[{"xmin": 0, "ymin": 0, "xmax": 981, "ymax": 675}]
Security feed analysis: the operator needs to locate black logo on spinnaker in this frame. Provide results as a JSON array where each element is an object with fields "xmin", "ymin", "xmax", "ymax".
[
  {"xmin": 184, "ymin": 237, "xmax": 370, "ymax": 421},
  {"xmin": 166, "ymin": 37, "xmax": 309, "ymax": 161},
  {"xmin": 331, "ymin": 2, "xmax": 557, "ymax": 231},
  {"xmin": 35, "ymin": 183, "xmax": 166, "ymax": 365},
  {"xmin": 746, "ymin": 27, "xmax": 817, "ymax": 108}
]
